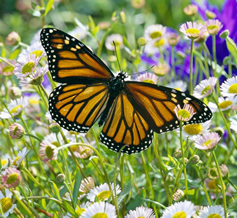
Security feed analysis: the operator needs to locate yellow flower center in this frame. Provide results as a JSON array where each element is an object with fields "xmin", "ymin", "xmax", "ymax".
[
  {"xmin": 154, "ymin": 38, "xmax": 165, "ymax": 47},
  {"xmin": 92, "ymin": 213, "xmax": 108, "ymax": 218},
  {"xmin": 7, "ymin": 173, "xmax": 19, "ymax": 185},
  {"xmin": 201, "ymin": 85, "xmax": 211, "ymax": 95},
  {"xmin": 218, "ymin": 100, "xmax": 232, "ymax": 109},
  {"xmin": 0, "ymin": 197, "xmax": 13, "ymax": 213},
  {"xmin": 70, "ymin": 144, "xmax": 79, "ymax": 152},
  {"xmin": 12, "ymin": 156, "xmax": 21, "ymax": 167},
  {"xmin": 142, "ymin": 79, "xmax": 155, "ymax": 84},
  {"xmin": 177, "ymin": 109, "xmax": 191, "ymax": 120},
  {"xmin": 10, "ymin": 105, "xmax": 23, "ymax": 114},
  {"xmin": 75, "ymin": 207, "xmax": 85, "ymax": 216},
  {"xmin": 184, "ymin": 123, "xmax": 202, "ymax": 135},
  {"xmin": 45, "ymin": 146, "xmax": 54, "ymax": 159},
  {"xmin": 138, "ymin": 217, "xmax": 145, "ymax": 218},
  {"xmin": 186, "ymin": 28, "xmax": 200, "ymax": 36},
  {"xmin": 97, "ymin": 190, "xmax": 111, "ymax": 201},
  {"xmin": 228, "ymin": 83, "xmax": 237, "ymax": 94},
  {"xmin": 207, "ymin": 25, "xmax": 218, "ymax": 31},
  {"xmin": 51, "ymin": 141, "xmax": 60, "ymax": 147},
  {"xmin": 31, "ymin": 50, "xmax": 43, "ymax": 58},
  {"xmin": 207, "ymin": 180, "xmax": 216, "ymax": 190},
  {"xmin": 172, "ymin": 211, "xmax": 186, "ymax": 218},
  {"xmin": 207, "ymin": 214, "xmax": 221, "ymax": 218},
  {"xmin": 203, "ymin": 139, "xmax": 215, "ymax": 147},
  {"xmin": 29, "ymin": 99, "xmax": 39, "ymax": 105},
  {"xmin": 22, "ymin": 61, "xmax": 35, "ymax": 74},
  {"xmin": 3, "ymin": 66, "xmax": 14, "ymax": 73},
  {"xmin": 150, "ymin": 31, "xmax": 162, "ymax": 39},
  {"xmin": 1, "ymin": 159, "xmax": 8, "ymax": 166}
]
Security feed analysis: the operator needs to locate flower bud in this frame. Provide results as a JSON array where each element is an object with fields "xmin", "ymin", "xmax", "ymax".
[
  {"xmin": 8, "ymin": 87, "xmax": 22, "ymax": 100},
  {"xmin": 9, "ymin": 123, "xmax": 25, "ymax": 139},
  {"xmin": 56, "ymin": 174, "xmax": 65, "ymax": 183},
  {"xmin": 173, "ymin": 149, "xmax": 182, "ymax": 158},
  {"xmin": 6, "ymin": 31, "xmax": 21, "ymax": 46},
  {"xmin": 49, "ymin": 123, "xmax": 61, "ymax": 134},
  {"xmin": 120, "ymin": 11, "xmax": 126, "ymax": 23},
  {"xmin": 213, "ymin": 127, "xmax": 224, "ymax": 137},
  {"xmin": 205, "ymin": 10, "xmax": 216, "ymax": 19},
  {"xmin": 173, "ymin": 189, "xmax": 184, "ymax": 201},
  {"xmin": 223, "ymin": 56, "xmax": 231, "ymax": 65},
  {"xmin": 137, "ymin": 37, "xmax": 147, "ymax": 46},
  {"xmin": 167, "ymin": 32, "xmax": 180, "ymax": 46},
  {"xmin": 190, "ymin": 155, "xmax": 200, "ymax": 164},
  {"xmin": 208, "ymin": 167, "xmax": 219, "ymax": 180},
  {"xmin": 220, "ymin": 30, "xmax": 229, "ymax": 39},
  {"xmin": 220, "ymin": 164, "xmax": 229, "ymax": 179},
  {"xmin": 183, "ymin": 4, "xmax": 198, "ymax": 16},
  {"xmin": 131, "ymin": 0, "xmax": 145, "ymax": 9}
]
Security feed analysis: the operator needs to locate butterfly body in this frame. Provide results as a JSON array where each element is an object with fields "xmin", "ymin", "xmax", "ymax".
[{"xmin": 40, "ymin": 28, "xmax": 212, "ymax": 154}]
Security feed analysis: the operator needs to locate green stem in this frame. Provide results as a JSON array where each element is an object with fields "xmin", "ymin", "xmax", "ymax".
[
  {"xmin": 212, "ymin": 35, "xmax": 220, "ymax": 93},
  {"xmin": 180, "ymin": 121, "xmax": 188, "ymax": 198},
  {"xmin": 189, "ymin": 39, "xmax": 194, "ymax": 95},
  {"xmin": 212, "ymin": 152, "xmax": 228, "ymax": 218}
]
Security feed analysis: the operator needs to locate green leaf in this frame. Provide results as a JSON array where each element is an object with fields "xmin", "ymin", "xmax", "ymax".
[
  {"xmin": 117, "ymin": 176, "xmax": 133, "ymax": 205},
  {"xmin": 226, "ymin": 36, "xmax": 237, "ymax": 64},
  {"xmin": 183, "ymin": 188, "xmax": 195, "ymax": 195},
  {"xmin": 9, "ymin": 48, "xmax": 21, "ymax": 60},
  {"xmin": 50, "ymin": 181, "xmax": 61, "ymax": 200},
  {"xmin": 142, "ymin": 198, "xmax": 166, "ymax": 209},
  {"xmin": 45, "ymin": 0, "xmax": 54, "ymax": 16},
  {"xmin": 168, "ymin": 154, "xmax": 179, "ymax": 168},
  {"xmin": 72, "ymin": 170, "xmax": 81, "ymax": 206}
]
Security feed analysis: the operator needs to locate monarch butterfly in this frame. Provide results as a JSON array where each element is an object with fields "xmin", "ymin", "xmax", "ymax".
[{"xmin": 40, "ymin": 28, "xmax": 212, "ymax": 155}]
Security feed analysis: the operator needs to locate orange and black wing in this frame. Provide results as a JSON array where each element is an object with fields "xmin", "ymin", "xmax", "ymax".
[
  {"xmin": 40, "ymin": 28, "xmax": 113, "ymax": 84},
  {"xmin": 48, "ymin": 83, "xmax": 110, "ymax": 132},
  {"xmin": 125, "ymin": 81, "xmax": 212, "ymax": 134},
  {"xmin": 100, "ymin": 93, "xmax": 153, "ymax": 154}
]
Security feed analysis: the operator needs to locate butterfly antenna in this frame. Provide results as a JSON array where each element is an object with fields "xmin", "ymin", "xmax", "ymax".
[
  {"xmin": 113, "ymin": 41, "xmax": 122, "ymax": 72},
  {"xmin": 138, "ymin": 65, "xmax": 155, "ymax": 74}
]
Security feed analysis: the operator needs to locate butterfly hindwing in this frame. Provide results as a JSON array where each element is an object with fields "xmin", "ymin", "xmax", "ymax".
[
  {"xmin": 125, "ymin": 81, "xmax": 212, "ymax": 134},
  {"xmin": 40, "ymin": 28, "xmax": 113, "ymax": 84},
  {"xmin": 48, "ymin": 83, "xmax": 110, "ymax": 132},
  {"xmin": 100, "ymin": 93, "xmax": 154, "ymax": 154}
]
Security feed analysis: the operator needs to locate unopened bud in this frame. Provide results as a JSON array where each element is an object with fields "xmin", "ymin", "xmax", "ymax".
[
  {"xmin": 9, "ymin": 123, "xmax": 25, "ymax": 139},
  {"xmin": 8, "ymin": 87, "xmax": 22, "ymax": 100},
  {"xmin": 173, "ymin": 149, "xmax": 182, "ymax": 158},
  {"xmin": 173, "ymin": 189, "xmax": 185, "ymax": 201},
  {"xmin": 190, "ymin": 155, "xmax": 200, "ymax": 164},
  {"xmin": 56, "ymin": 174, "xmax": 65, "ymax": 183},
  {"xmin": 137, "ymin": 37, "xmax": 147, "ymax": 46},
  {"xmin": 120, "ymin": 11, "xmax": 126, "ymax": 23},
  {"xmin": 183, "ymin": 4, "xmax": 198, "ymax": 16},
  {"xmin": 205, "ymin": 10, "xmax": 216, "ymax": 19},
  {"xmin": 49, "ymin": 123, "xmax": 61, "ymax": 134},
  {"xmin": 220, "ymin": 30, "xmax": 229, "ymax": 39},
  {"xmin": 6, "ymin": 31, "xmax": 21, "ymax": 46},
  {"xmin": 208, "ymin": 167, "xmax": 219, "ymax": 180},
  {"xmin": 220, "ymin": 164, "xmax": 229, "ymax": 179}
]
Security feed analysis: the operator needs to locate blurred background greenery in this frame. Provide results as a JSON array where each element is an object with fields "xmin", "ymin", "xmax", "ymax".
[{"xmin": 0, "ymin": 0, "xmax": 225, "ymax": 44}]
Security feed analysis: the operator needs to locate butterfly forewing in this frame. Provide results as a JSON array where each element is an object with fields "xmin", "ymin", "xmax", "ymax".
[
  {"xmin": 100, "ymin": 93, "xmax": 153, "ymax": 154},
  {"xmin": 125, "ymin": 81, "xmax": 212, "ymax": 134},
  {"xmin": 49, "ymin": 83, "xmax": 110, "ymax": 132},
  {"xmin": 40, "ymin": 28, "xmax": 113, "ymax": 84}
]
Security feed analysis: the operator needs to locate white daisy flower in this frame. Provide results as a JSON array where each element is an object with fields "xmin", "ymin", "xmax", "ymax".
[
  {"xmin": 19, "ymin": 65, "xmax": 48, "ymax": 86},
  {"xmin": 194, "ymin": 132, "xmax": 221, "ymax": 151},
  {"xmin": 136, "ymin": 72, "xmax": 158, "ymax": 84},
  {"xmin": 167, "ymin": 80, "xmax": 187, "ymax": 92},
  {"xmin": 208, "ymin": 96, "xmax": 237, "ymax": 113},
  {"xmin": 153, "ymin": 62, "xmax": 170, "ymax": 76},
  {"xmin": 144, "ymin": 24, "xmax": 166, "ymax": 41},
  {"xmin": 105, "ymin": 34, "xmax": 123, "ymax": 51},
  {"xmin": 81, "ymin": 201, "xmax": 116, "ymax": 218},
  {"xmin": 198, "ymin": 205, "xmax": 227, "ymax": 218},
  {"xmin": 174, "ymin": 104, "xmax": 196, "ymax": 122},
  {"xmin": 14, "ymin": 54, "xmax": 41, "ymax": 79},
  {"xmin": 144, "ymin": 37, "xmax": 167, "ymax": 54},
  {"xmin": 39, "ymin": 141, "xmax": 58, "ymax": 162},
  {"xmin": 87, "ymin": 183, "xmax": 121, "ymax": 202},
  {"xmin": 0, "ymin": 189, "xmax": 17, "ymax": 217},
  {"xmin": 177, "ymin": 120, "xmax": 211, "ymax": 141},
  {"xmin": 161, "ymin": 200, "xmax": 196, "ymax": 218},
  {"xmin": 180, "ymin": 21, "xmax": 207, "ymax": 39},
  {"xmin": 220, "ymin": 76, "xmax": 237, "ymax": 97},
  {"xmin": 11, "ymin": 147, "xmax": 29, "ymax": 168},
  {"xmin": 69, "ymin": 26, "xmax": 88, "ymax": 40},
  {"xmin": 125, "ymin": 206, "xmax": 156, "ymax": 218},
  {"xmin": 193, "ymin": 77, "xmax": 217, "ymax": 99},
  {"xmin": 205, "ymin": 19, "xmax": 223, "ymax": 35},
  {"xmin": 42, "ymin": 133, "xmax": 63, "ymax": 147},
  {"xmin": 0, "ymin": 97, "xmax": 28, "ymax": 119},
  {"xmin": 19, "ymin": 41, "xmax": 45, "ymax": 60}
]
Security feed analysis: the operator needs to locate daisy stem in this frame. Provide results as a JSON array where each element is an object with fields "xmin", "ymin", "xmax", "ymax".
[
  {"xmin": 227, "ymin": 178, "xmax": 237, "ymax": 191},
  {"xmin": 196, "ymin": 167, "xmax": 212, "ymax": 205},
  {"xmin": 141, "ymin": 152, "xmax": 154, "ymax": 201},
  {"xmin": 38, "ymin": 84, "xmax": 49, "ymax": 108},
  {"xmin": 212, "ymin": 151, "xmax": 228, "ymax": 218},
  {"xmin": 189, "ymin": 39, "xmax": 194, "ymax": 95},
  {"xmin": 46, "ymin": 71, "xmax": 57, "ymax": 89},
  {"xmin": 171, "ymin": 46, "xmax": 175, "ymax": 78},
  {"xmin": 12, "ymin": 191, "xmax": 35, "ymax": 217},
  {"xmin": 0, "ymin": 57, "xmax": 15, "ymax": 66},
  {"xmin": 212, "ymin": 35, "xmax": 220, "ymax": 94},
  {"xmin": 212, "ymin": 96, "xmax": 237, "ymax": 149},
  {"xmin": 120, "ymin": 154, "xmax": 126, "ymax": 216},
  {"xmin": 180, "ymin": 121, "xmax": 188, "ymax": 199},
  {"xmin": 91, "ymin": 127, "xmax": 101, "ymax": 156}
]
